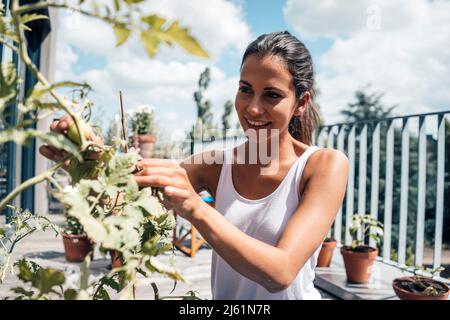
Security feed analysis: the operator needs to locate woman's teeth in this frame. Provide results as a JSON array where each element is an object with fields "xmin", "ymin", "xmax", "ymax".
[{"xmin": 247, "ymin": 119, "xmax": 271, "ymax": 127}]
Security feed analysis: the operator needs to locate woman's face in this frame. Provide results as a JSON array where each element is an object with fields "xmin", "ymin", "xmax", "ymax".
[{"xmin": 235, "ymin": 54, "xmax": 303, "ymax": 141}]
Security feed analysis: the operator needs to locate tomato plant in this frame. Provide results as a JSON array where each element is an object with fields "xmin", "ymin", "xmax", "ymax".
[{"xmin": 0, "ymin": 0, "xmax": 208, "ymax": 299}]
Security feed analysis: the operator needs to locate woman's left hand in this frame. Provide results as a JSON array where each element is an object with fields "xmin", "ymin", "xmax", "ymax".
[{"xmin": 134, "ymin": 159, "xmax": 204, "ymax": 220}]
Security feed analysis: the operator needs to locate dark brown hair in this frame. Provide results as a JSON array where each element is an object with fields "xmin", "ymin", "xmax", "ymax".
[{"xmin": 241, "ymin": 31, "xmax": 320, "ymax": 145}]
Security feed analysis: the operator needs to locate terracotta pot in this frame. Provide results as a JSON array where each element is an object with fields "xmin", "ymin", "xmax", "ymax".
[
  {"xmin": 133, "ymin": 134, "xmax": 156, "ymax": 159},
  {"xmin": 62, "ymin": 233, "xmax": 93, "ymax": 262},
  {"xmin": 341, "ymin": 245, "xmax": 378, "ymax": 283},
  {"xmin": 392, "ymin": 276, "xmax": 449, "ymax": 300},
  {"xmin": 110, "ymin": 250, "xmax": 124, "ymax": 269},
  {"xmin": 317, "ymin": 238, "xmax": 337, "ymax": 267}
]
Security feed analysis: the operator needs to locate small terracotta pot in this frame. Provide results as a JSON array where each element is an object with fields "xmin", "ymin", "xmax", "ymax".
[
  {"xmin": 133, "ymin": 134, "xmax": 156, "ymax": 159},
  {"xmin": 317, "ymin": 238, "xmax": 337, "ymax": 267},
  {"xmin": 62, "ymin": 233, "xmax": 93, "ymax": 262},
  {"xmin": 110, "ymin": 250, "xmax": 124, "ymax": 269},
  {"xmin": 392, "ymin": 276, "xmax": 450, "ymax": 300},
  {"xmin": 341, "ymin": 245, "xmax": 378, "ymax": 283}
]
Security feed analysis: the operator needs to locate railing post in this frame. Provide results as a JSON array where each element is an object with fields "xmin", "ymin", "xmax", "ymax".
[
  {"xmin": 345, "ymin": 125, "xmax": 356, "ymax": 245},
  {"xmin": 358, "ymin": 125, "xmax": 368, "ymax": 241},
  {"xmin": 327, "ymin": 127, "xmax": 335, "ymax": 238},
  {"xmin": 383, "ymin": 120, "xmax": 394, "ymax": 262},
  {"xmin": 398, "ymin": 118, "xmax": 410, "ymax": 266},
  {"xmin": 415, "ymin": 116, "xmax": 427, "ymax": 266},
  {"xmin": 434, "ymin": 114, "xmax": 446, "ymax": 271},
  {"xmin": 369, "ymin": 123, "xmax": 380, "ymax": 248},
  {"xmin": 334, "ymin": 125, "xmax": 345, "ymax": 244}
]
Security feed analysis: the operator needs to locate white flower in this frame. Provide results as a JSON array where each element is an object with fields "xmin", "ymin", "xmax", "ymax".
[{"xmin": 136, "ymin": 104, "xmax": 154, "ymax": 114}]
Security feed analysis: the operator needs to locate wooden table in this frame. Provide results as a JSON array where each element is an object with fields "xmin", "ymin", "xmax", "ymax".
[{"xmin": 172, "ymin": 200, "xmax": 214, "ymax": 257}]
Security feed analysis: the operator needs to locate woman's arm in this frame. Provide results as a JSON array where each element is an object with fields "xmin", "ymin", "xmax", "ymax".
[
  {"xmin": 191, "ymin": 148, "xmax": 348, "ymax": 292},
  {"xmin": 135, "ymin": 149, "xmax": 348, "ymax": 293}
]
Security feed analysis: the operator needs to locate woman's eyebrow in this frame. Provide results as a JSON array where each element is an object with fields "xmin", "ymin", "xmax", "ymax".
[
  {"xmin": 239, "ymin": 80, "xmax": 284, "ymax": 92},
  {"xmin": 239, "ymin": 80, "xmax": 252, "ymax": 86}
]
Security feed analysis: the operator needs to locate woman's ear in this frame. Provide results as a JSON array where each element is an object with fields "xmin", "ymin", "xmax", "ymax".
[{"xmin": 293, "ymin": 91, "xmax": 311, "ymax": 117}]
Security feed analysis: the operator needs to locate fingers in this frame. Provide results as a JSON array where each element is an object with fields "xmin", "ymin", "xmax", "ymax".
[
  {"xmin": 134, "ymin": 175, "xmax": 186, "ymax": 189},
  {"xmin": 39, "ymin": 145, "xmax": 69, "ymax": 162},
  {"xmin": 138, "ymin": 158, "xmax": 180, "ymax": 168},
  {"xmin": 164, "ymin": 186, "xmax": 190, "ymax": 199},
  {"xmin": 134, "ymin": 167, "xmax": 180, "ymax": 178},
  {"xmin": 50, "ymin": 114, "xmax": 73, "ymax": 134}
]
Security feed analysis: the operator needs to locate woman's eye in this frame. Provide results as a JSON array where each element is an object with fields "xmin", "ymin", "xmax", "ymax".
[
  {"xmin": 265, "ymin": 91, "xmax": 281, "ymax": 99},
  {"xmin": 238, "ymin": 86, "xmax": 252, "ymax": 94}
]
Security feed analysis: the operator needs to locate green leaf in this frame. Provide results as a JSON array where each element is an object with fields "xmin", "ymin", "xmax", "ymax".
[
  {"xmin": 32, "ymin": 268, "xmax": 66, "ymax": 294},
  {"xmin": 113, "ymin": 0, "xmax": 121, "ymax": 11},
  {"xmin": 141, "ymin": 15, "xmax": 166, "ymax": 29},
  {"xmin": 124, "ymin": 179, "xmax": 139, "ymax": 202},
  {"xmin": 113, "ymin": 24, "xmax": 131, "ymax": 46},
  {"xmin": 59, "ymin": 191, "xmax": 108, "ymax": 244},
  {"xmin": 164, "ymin": 22, "xmax": 209, "ymax": 58},
  {"xmin": 139, "ymin": 19, "xmax": 209, "ymax": 59},
  {"xmin": 105, "ymin": 151, "xmax": 139, "ymax": 186},
  {"xmin": 10, "ymin": 287, "xmax": 34, "ymax": 298},
  {"xmin": 0, "ymin": 61, "xmax": 18, "ymax": 112},
  {"xmin": 134, "ymin": 188, "xmax": 166, "ymax": 217},
  {"xmin": 20, "ymin": 13, "xmax": 49, "ymax": 25},
  {"xmin": 145, "ymin": 257, "xmax": 184, "ymax": 282},
  {"xmin": 67, "ymin": 159, "xmax": 101, "ymax": 185},
  {"xmin": 17, "ymin": 260, "xmax": 34, "ymax": 282},
  {"xmin": 37, "ymin": 131, "xmax": 83, "ymax": 161},
  {"xmin": 140, "ymin": 30, "xmax": 159, "ymax": 58},
  {"xmin": 123, "ymin": 0, "xmax": 145, "ymax": 4},
  {"xmin": 0, "ymin": 129, "xmax": 82, "ymax": 161},
  {"xmin": 63, "ymin": 289, "xmax": 78, "ymax": 300}
]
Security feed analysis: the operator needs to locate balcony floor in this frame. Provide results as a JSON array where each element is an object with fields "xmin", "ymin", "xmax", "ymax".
[{"xmin": 0, "ymin": 213, "xmax": 336, "ymax": 300}]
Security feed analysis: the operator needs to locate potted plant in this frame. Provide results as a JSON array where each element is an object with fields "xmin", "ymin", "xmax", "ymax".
[
  {"xmin": 129, "ymin": 105, "xmax": 156, "ymax": 159},
  {"xmin": 341, "ymin": 214, "xmax": 384, "ymax": 283},
  {"xmin": 317, "ymin": 237, "xmax": 337, "ymax": 268},
  {"xmin": 393, "ymin": 266, "xmax": 449, "ymax": 300},
  {"xmin": 61, "ymin": 213, "xmax": 93, "ymax": 263}
]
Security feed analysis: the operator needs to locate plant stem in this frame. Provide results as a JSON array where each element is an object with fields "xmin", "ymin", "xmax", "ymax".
[
  {"xmin": 0, "ymin": 159, "xmax": 65, "ymax": 212},
  {"xmin": 10, "ymin": 0, "xmax": 87, "ymax": 150},
  {"xmin": 119, "ymin": 91, "xmax": 128, "ymax": 153},
  {"xmin": 46, "ymin": 176, "xmax": 63, "ymax": 192},
  {"xmin": 0, "ymin": 36, "xmax": 20, "ymax": 54},
  {"xmin": 16, "ymin": 1, "xmax": 126, "ymax": 26}
]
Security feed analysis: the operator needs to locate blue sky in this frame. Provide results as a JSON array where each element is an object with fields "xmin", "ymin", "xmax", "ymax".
[{"xmin": 55, "ymin": 0, "xmax": 450, "ymax": 142}]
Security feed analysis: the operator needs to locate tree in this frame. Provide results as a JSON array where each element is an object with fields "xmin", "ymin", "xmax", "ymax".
[
  {"xmin": 193, "ymin": 67, "xmax": 213, "ymax": 131},
  {"xmin": 221, "ymin": 100, "xmax": 233, "ymax": 137},
  {"xmin": 341, "ymin": 89, "xmax": 397, "ymax": 122}
]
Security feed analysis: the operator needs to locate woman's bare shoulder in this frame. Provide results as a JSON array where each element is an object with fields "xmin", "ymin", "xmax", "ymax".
[
  {"xmin": 300, "ymin": 148, "xmax": 349, "ymax": 194},
  {"xmin": 180, "ymin": 149, "xmax": 225, "ymax": 197}
]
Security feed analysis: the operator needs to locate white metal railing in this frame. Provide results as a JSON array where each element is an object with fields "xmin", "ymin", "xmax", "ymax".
[{"xmin": 316, "ymin": 111, "xmax": 449, "ymax": 274}]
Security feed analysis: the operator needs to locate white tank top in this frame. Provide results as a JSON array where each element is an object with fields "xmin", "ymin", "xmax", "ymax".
[{"xmin": 211, "ymin": 145, "xmax": 322, "ymax": 300}]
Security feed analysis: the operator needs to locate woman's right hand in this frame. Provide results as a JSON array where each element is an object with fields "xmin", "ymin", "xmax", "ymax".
[{"xmin": 39, "ymin": 114, "xmax": 104, "ymax": 167}]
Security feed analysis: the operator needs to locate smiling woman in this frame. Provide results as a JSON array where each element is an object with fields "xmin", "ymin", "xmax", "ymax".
[{"xmin": 133, "ymin": 31, "xmax": 349, "ymax": 300}]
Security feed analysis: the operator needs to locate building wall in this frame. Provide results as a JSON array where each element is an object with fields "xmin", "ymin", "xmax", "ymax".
[{"xmin": 35, "ymin": 7, "xmax": 58, "ymax": 216}]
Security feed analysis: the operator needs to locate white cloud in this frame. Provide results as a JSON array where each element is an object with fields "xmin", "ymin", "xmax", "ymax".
[
  {"xmin": 54, "ymin": 43, "xmax": 78, "ymax": 81},
  {"xmin": 283, "ymin": 0, "xmax": 450, "ymax": 124},
  {"xmin": 54, "ymin": 0, "xmax": 250, "ymax": 140},
  {"xmin": 141, "ymin": 0, "xmax": 252, "ymax": 58}
]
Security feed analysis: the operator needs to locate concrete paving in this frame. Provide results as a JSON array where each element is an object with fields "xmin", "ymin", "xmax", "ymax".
[{"xmin": 0, "ymin": 213, "xmax": 336, "ymax": 300}]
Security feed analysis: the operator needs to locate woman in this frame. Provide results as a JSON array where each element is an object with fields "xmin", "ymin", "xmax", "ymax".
[{"xmin": 40, "ymin": 31, "xmax": 349, "ymax": 300}]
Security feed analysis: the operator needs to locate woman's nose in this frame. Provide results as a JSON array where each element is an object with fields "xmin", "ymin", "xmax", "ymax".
[{"xmin": 247, "ymin": 99, "xmax": 265, "ymax": 116}]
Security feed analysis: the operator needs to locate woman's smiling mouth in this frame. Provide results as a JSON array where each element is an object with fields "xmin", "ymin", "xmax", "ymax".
[{"xmin": 245, "ymin": 118, "xmax": 272, "ymax": 129}]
